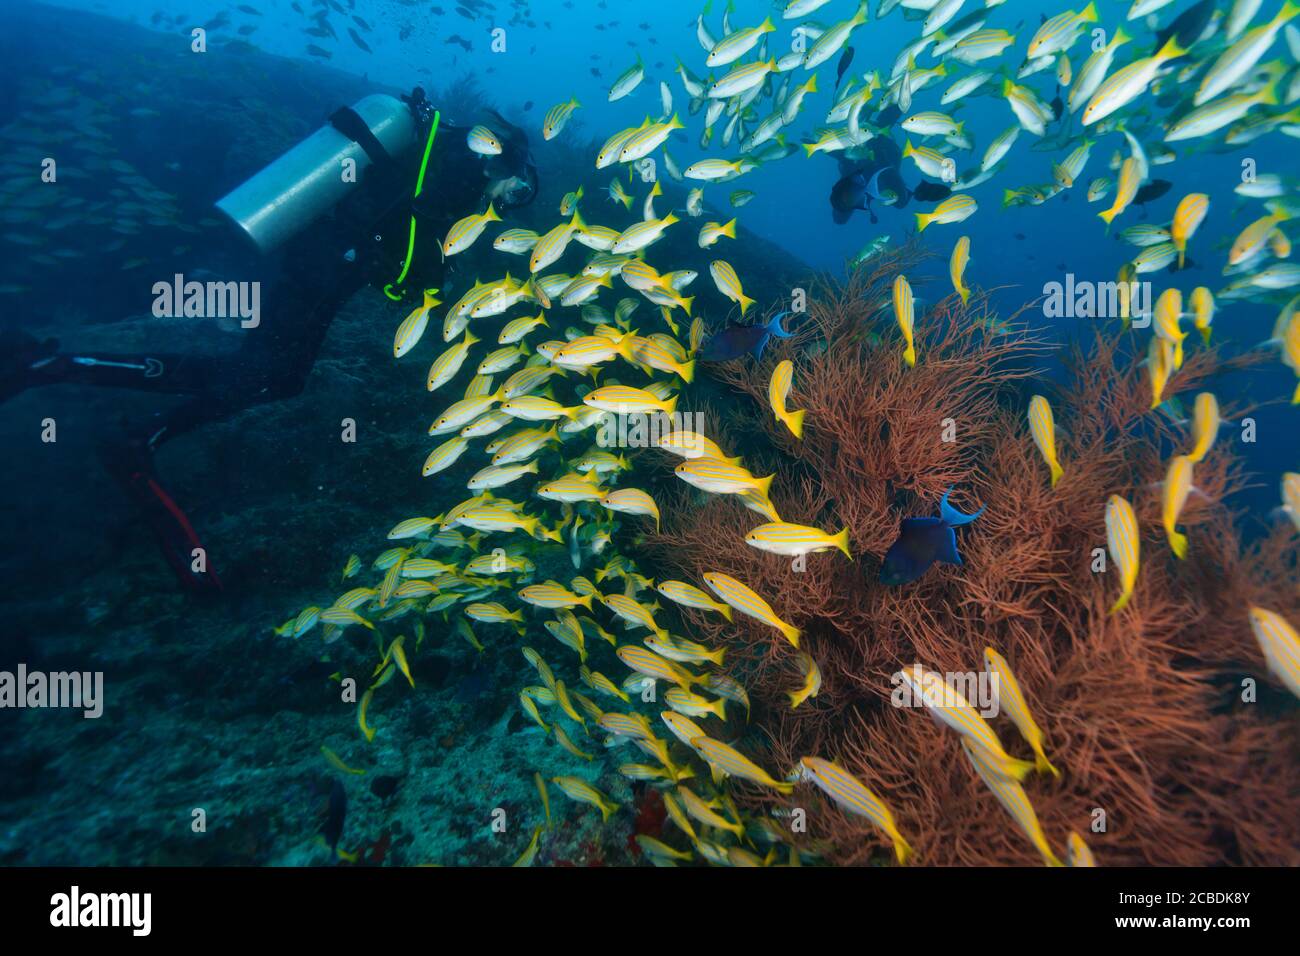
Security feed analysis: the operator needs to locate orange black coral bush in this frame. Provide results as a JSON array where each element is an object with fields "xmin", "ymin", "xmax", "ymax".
[{"xmin": 644, "ymin": 245, "xmax": 1300, "ymax": 866}]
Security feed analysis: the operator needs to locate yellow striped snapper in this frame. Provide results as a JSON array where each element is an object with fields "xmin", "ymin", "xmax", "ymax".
[
  {"xmin": 950, "ymin": 235, "xmax": 971, "ymax": 305},
  {"xmin": 492, "ymin": 425, "xmax": 560, "ymax": 466},
  {"xmin": 698, "ymin": 218, "xmax": 737, "ymax": 248},
  {"xmin": 1027, "ymin": 2, "xmax": 1098, "ymax": 59},
  {"xmin": 645, "ymin": 632, "xmax": 726, "ymax": 667},
  {"xmin": 430, "ymin": 394, "xmax": 500, "ymax": 435},
  {"xmin": 635, "ymin": 835, "xmax": 692, "ymax": 865},
  {"xmin": 1002, "ymin": 79, "xmax": 1055, "ymax": 136},
  {"xmin": 683, "ymin": 157, "xmax": 750, "ymax": 181},
  {"xmin": 1168, "ymin": 81, "xmax": 1280, "ymax": 142},
  {"xmin": 457, "ymin": 507, "xmax": 558, "ymax": 541},
  {"xmin": 1054, "ymin": 139, "xmax": 1094, "ymax": 188},
  {"xmin": 392, "ymin": 289, "xmax": 440, "ymax": 358},
  {"xmin": 387, "ymin": 516, "xmax": 437, "ymax": 540},
  {"xmin": 611, "ymin": 212, "xmax": 679, "ymax": 254},
  {"xmin": 901, "ymin": 110, "xmax": 965, "ymax": 138},
  {"xmin": 656, "ymin": 580, "xmax": 734, "ymax": 620},
  {"xmin": 580, "ymin": 386, "xmax": 675, "ymax": 417},
  {"xmin": 559, "ymin": 186, "xmax": 583, "ymax": 217},
  {"xmin": 1153, "ymin": 288, "xmax": 1188, "ymax": 366},
  {"xmin": 542, "ymin": 97, "xmax": 580, "ymax": 141},
  {"xmin": 961, "ymin": 739, "xmax": 1062, "ymax": 866},
  {"xmin": 1099, "ymin": 157, "xmax": 1140, "ymax": 226},
  {"xmin": 1105, "ymin": 494, "xmax": 1141, "ymax": 614},
  {"xmin": 1228, "ymin": 207, "xmax": 1289, "ymax": 265},
  {"xmin": 499, "ymin": 396, "xmax": 582, "ymax": 422},
  {"xmin": 1282, "ymin": 472, "xmax": 1300, "ymax": 531},
  {"xmin": 1082, "ymin": 36, "xmax": 1186, "ymax": 125},
  {"xmin": 1066, "ymin": 831, "xmax": 1096, "ymax": 867},
  {"xmin": 581, "ymin": 666, "xmax": 630, "ymax": 704},
  {"xmin": 1190, "ymin": 286, "xmax": 1214, "ymax": 344},
  {"xmin": 788, "ymin": 652, "xmax": 822, "ymax": 709},
  {"xmin": 466, "ymin": 460, "xmax": 537, "ymax": 491},
  {"xmin": 950, "ymin": 28, "xmax": 1015, "ymax": 64},
  {"xmin": 804, "ymin": 2, "xmax": 869, "ymax": 69},
  {"xmin": 1184, "ymin": 392, "xmax": 1223, "ymax": 465},
  {"xmin": 691, "ymin": 736, "xmax": 796, "ymax": 793},
  {"xmin": 797, "ymin": 757, "xmax": 912, "ymax": 863},
  {"xmin": 617, "ymin": 645, "xmax": 697, "ymax": 688},
  {"xmin": 1148, "ymin": 337, "xmax": 1176, "ymax": 409},
  {"xmin": 899, "ymin": 664, "xmax": 1035, "ymax": 780},
  {"xmin": 600, "ymin": 488, "xmax": 661, "ymax": 530},
  {"xmin": 1131, "ymin": 242, "xmax": 1178, "ymax": 273},
  {"xmin": 707, "ymin": 58, "xmax": 778, "ymax": 99},
  {"xmin": 466, "ymin": 125, "xmax": 503, "ymax": 156},
  {"xmin": 677, "ymin": 785, "xmax": 744, "ymax": 838},
  {"xmin": 619, "ymin": 114, "xmax": 685, "ymax": 163},
  {"xmin": 476, "ymin": 344, "xmax": 527, "ymax": 377},
  {"xmin": 745, "ymin": 521, "xmax": 851, "ymax": 559},
  {"xmin": 1027, "ymin": 395, "xmax": 1064, "ymax": 488},
  {"xmin": 1249, "ymin": 606, "xmax": 1300, "ymax": 700},
  {"xmin": 983, "ymin": 648, "xmax": 1059, "ymax": 777},
  {"xmin": 608, "ymin": 56, "xmax": 645, "ymax": 102},
  {"xmin": 893, "ymin": 274, "xmax": 917, "ymax": 367},
  {"xmin": 703, "ymin": 571, "xmax": 800, "ymax": 646},
  {"xmin": 902, "ymin": 138, "xmax": 957, "ymax": 179},
  {"xmin": 442, "ymin": 203, "xmax": 501, "ymax": 257},
  {"xmin": 707, "ymin": 16, "xmax": 776, "ymax": 67},
  {"xmin": 467, "ymin": 601, "xmax": 525, "ymax": 629},
  {"xmin": 602, "ymin": 592, "xmax": 668, "ymax": 637},
  {"xmin": 518, "ymin": 691, "xmax": 549, "ymax": 733},
  {"xmin": 942, "ymin": 69, "xmax": 996, "ymax": 106},
  {"xmin": 573, "ymin": 224, "xmax": 620, "ymax": 252},
  {"xmin": 982, "ymin": 125, "xmax": 1020, "ymax": 172},
  {"xmin": 1162, "ymin": 455, "xmax": 1195, "ymax": 559},
  {"xmin": 426, "ymin": 327, "xmax": 483, "ymax": 390},
  {"xmin": 599, "ymin": 710, "xmax": 654, "ymax": 740},
  {"xmin": 674, "ymin": 458, "xmax": 773, "ymax": 496},
  {"xmin": 767, "ymin": 359, "xmax": 804, "ymax": 439},
  {"xmin": 1120, "ymin": 224, "xmax": 1172, "ymax": 247},
  {"xmin": 530, "ymin": 211, "xmax": 584, "ymax": 273},
  {"xmin": 551, "ymin": 776, "xmax": 619, "ymax": 821},
  {"xmin": 1196, "ymin": 1, "xmax": 1300, "ymax": 105},
  {"xmin": 552, "ymin": 333, "xmax": 631, "ymax": 370},
  {"xmin": 665, "ymin": 686, "xmax": 726, "ymax": 720},
  {"xmin": 535, "ymin": 472, "xmax": 605, "ymax": 503},
  {"xmin": 630, "ymin": 337, "xmax": 696, "ymax": 382},
  {"xmin": 1068, "ymin": 27, "xmax": 1131, "ymax": 113},
  {"xmin": 916, "ymin": 194, "xmax": 977, "ymax": 232}
]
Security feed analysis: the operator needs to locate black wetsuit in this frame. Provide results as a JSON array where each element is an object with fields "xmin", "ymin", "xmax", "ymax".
[{"xmin": 5, "ymin": 91, "xmax": 526, "ymax": 592}]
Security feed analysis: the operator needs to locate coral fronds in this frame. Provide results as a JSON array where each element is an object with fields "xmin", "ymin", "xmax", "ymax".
[{"xmin": 646, "ymin": 243, "xmax": 1300, "ymax": 866}]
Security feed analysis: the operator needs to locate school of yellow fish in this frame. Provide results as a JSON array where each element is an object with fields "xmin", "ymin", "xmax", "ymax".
[{"xmin": 279, "ymin": 0, "xmax": 1300, "ymax": 866}]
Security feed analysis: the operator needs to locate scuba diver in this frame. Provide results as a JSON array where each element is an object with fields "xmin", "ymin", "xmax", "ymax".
[
  {"xmin": 0, "ymin": 87, "xmax": 538, "ymax": 594},
  {"xmin": 826, "ymin": 104, "xmax": 954, "ymax": 225}
]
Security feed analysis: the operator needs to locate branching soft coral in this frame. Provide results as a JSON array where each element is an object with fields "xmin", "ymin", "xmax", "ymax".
[{"xmin": 645, "ymin": 243, "xmax": 1300, "ymax": 866}]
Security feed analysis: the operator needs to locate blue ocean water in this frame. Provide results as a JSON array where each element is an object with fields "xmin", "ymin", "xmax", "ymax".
[
  {"xmin": 18, "ymin": 0, "xmax": 1294, "ymax": 511},
  {"xmin": 0, "ymin": 0, "xmax": 1296, "ymax": 868}
]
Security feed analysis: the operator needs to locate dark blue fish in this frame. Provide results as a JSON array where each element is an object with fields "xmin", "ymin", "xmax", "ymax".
[
  {"xmin": 831, "ymin": 166, "xmax": 885, "ymax": 224},
  {"xmin": 701, "ymin": 311, "xmax": 794, "ymax": 362},
  {"xmin": 879, "ymin": 488, "xmax": 985, "ymax": 586},
  {"xmin": 833, "ymin": 46, "xmax": 855, "ymax": 94}
]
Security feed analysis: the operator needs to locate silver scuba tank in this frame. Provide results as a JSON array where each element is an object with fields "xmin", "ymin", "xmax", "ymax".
[{"xmin": 215, "ymin": 94, "xmax": 417, "ymax": 255}]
